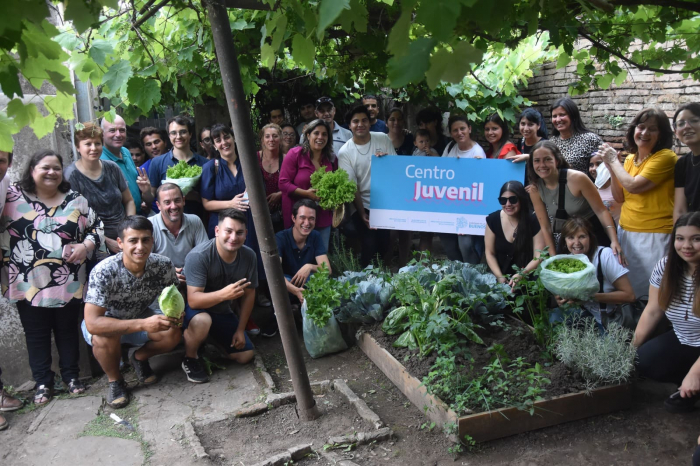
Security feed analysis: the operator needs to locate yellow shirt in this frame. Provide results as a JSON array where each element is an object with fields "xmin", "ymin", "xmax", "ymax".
[{"xmin": 619, "ymin": 148, "xmax": 677, "ymax": 233}]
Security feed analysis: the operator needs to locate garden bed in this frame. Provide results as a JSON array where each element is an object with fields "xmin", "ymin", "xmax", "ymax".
[{"xmin": 357, "ymin": 330, "xmax": 633, "ymax": 443}]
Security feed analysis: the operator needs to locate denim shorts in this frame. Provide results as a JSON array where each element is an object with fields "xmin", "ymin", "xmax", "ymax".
[
  {"xmin": 81, "ymin": 320, "xmax": 151, "ymax": 347},
  {"xmin": 183, "ymin": 305, "xmax": 254, "ymax": 354}
]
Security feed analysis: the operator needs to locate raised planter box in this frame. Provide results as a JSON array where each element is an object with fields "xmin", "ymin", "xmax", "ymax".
[{"xmin": 357, "ymin": 331, "xmax": 632, "ymax": 443}]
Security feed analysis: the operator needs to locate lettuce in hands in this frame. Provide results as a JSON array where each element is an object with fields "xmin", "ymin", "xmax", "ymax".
[
  {"xmin": 159, "ymin": 285, "xmax": 185, "ymax": 320},
  {"xmin": 310, "ymin": 167, "xmax": 357, "ymax": 210}
]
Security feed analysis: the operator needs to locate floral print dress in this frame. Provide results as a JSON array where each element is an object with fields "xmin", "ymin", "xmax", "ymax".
[{"xmin": 0, "ymin": 186, "xmax": 105, "ymax": 308}]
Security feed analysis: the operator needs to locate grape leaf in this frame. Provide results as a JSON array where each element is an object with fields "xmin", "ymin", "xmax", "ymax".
[
  {"xmin": 292, "ymin": 34, "xmax": 315, "ymax": 70},
  {"xmin": 126, "ymin": 77, "xmax": 161, "ymax": 113},
  {"xmin": 63, "ymin": 0, "xmax": 102, "ymax": 33},
  {"xmin": 0, "ymin": 111, "xmax": 19, "ymax": 152},
  {"xmin": 387, "ymin": 38, "xmax": 436, "ymax": 88},
  {"xmin": 44, "ymin": 92, "xmax": 76, "ymax": 119},
  {"xmin": 88, "ymin": 40, "xmax": 114, "ymax": 67},
  {"xmin": 317, "ymin": 0, "xmax": 350, "ymax": 39},
  {"xmin": 416, "ymin": 0, "xmax": 461, "ymax": 42},
  {"xmin": 6, "ymin": 100, "xmax": 40, "ymax": 128},
  {"xmin": 102, "ymin": 59, "xmax": 133, "ymax": 96},
  {"xmin": 0, "ymin": 64, "xmax": 23, "ymax": 99},
  {"xmin": 30, "ymin": 113, "xmax": 57, "ymax": 139}
]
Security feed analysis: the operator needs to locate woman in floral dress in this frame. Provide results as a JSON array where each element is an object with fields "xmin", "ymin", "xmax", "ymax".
[{"xmin": 1, "ymin": 150, "xmax": 104, "ymax": 405}]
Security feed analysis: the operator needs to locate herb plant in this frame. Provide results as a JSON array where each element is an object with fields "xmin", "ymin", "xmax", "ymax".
[
  {"xmin": 310, "ymin": 167, "xmax": 357, "ymax": 210},
  {"xmin": 303, "ymin": 263, "xmax": 355, "ymax": 327},
  {"xmin": 554, "ymin": 318, "xmax": 636, "ymax": 390}
]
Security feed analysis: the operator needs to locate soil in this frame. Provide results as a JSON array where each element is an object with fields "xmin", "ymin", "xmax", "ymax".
[
  {"xmin": 251, "ymin": 329, "xmax": 700, "ymax": 465},
  {"xmin": 367, "ymin": 317, "xmax": 587, "ymax": 409},
  {"xmin": 196, "ymin": 389, "xmax": 375, "ymax": 465}
]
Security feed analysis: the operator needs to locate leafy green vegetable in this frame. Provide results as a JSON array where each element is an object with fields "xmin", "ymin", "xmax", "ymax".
[
  {"xmin": 310, "ymin": 167, "xmax": 357, "ymax": 210},
  {"xmin": 158, "ymin": 285, "xmax": 185, "ymax": 319},
  {"xmin": 303, "ymin": 263, "xmax": 356, "ymax": 327},
  {"xmin": 545, "ymin": 258, "xmax": 586, "ymax": 274},
  {"xmin": 166, "ymin": 160, "xmax": 203, "ymax": 179}
]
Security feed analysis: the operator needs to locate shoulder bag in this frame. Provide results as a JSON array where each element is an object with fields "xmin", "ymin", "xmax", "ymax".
[{"xmin": 596, "ymin": 248, "xmax": 645, "ymax": 330}]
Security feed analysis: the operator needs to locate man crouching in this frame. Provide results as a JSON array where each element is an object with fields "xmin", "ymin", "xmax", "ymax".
[
  {"xmin": 83, "ymin": 216, "xmax": 181, "ymax": 408},
  {"xmin": 180, "ymin": 209, "xmax": 256, "ymax": 384}
]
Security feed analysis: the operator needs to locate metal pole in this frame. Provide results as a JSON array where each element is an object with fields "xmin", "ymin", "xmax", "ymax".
[{"xmin": 204, "ymin": 0, "xmax": 320, "ymax": 421}]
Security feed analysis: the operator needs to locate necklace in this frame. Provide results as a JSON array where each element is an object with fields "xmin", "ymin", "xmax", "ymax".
[
  {"xmin": 633, "ymin": 153, "xmax": 650, "ymax": 167},
  {"xmin": 691, "ymin": 153, "xmax": 700, "ymax": 167},
  {"xmin": 501, "ymin": 210, "xmax": 519, "ymax": 239},
  {"xmin": 354, "ymin": 138, "xmax": 372, "ymax": 156}
]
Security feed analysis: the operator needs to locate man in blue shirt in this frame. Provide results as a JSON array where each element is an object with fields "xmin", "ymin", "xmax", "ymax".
[
  {"xmin": 148, "ymin": 115, "xmax": 208, "ymax": 217},
  {"xmin": 363, "ymin": 94, "xmax": 388, "ymax": 133},
  {"xmin": 275, "ymin": 199, "xmax": 331, "ymax": 303},
  {"xmin": 101, "ymin": 115, "xmax": 153, "ymax": 214}
]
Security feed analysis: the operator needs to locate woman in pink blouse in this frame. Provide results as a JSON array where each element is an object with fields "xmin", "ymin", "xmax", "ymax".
[{"xmin": 279, "ymin": 119, "xmax": 337, "ymax": 249}]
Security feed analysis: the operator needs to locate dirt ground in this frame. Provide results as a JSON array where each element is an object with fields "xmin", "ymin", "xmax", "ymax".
[{"xmin": 252, "ymin": 325, "xmax": 700, "ymax": 466}]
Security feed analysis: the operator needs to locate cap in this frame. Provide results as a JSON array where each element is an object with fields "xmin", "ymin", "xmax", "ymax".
[{"xmin": 315, "ymin": 97, "xmax": 334, "ymax": 109}]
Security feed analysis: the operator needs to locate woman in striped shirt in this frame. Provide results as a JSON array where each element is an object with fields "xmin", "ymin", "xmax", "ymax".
[{"xmin": 635, "ymin": 211, "xmax": 700, "ymax": 413}]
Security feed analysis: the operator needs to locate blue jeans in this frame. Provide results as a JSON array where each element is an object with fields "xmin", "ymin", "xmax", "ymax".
[
  {"xmin": 81, "ymin": 320, "xmax": 151, "ymax": 347},
  {"xmin": 438, "ymin": 234, "xmax": 484, "ymax": 264},
  {"xmin": 183, "ymin": 305, "xmax": 254, "ymax": 353},
  {"xmin": 316, "ymin": 226, "xmax": 331, "ymax": 252}
]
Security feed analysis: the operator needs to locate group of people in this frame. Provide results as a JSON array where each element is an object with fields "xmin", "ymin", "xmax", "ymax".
[{"xmin": 2, "ymin": 93, "xmax": 700, "ymax": 437}]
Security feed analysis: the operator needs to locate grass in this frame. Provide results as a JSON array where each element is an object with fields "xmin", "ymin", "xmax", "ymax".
[{"xmin": 79, "ymin": 396, "xmax": 154, "ymax": 465}]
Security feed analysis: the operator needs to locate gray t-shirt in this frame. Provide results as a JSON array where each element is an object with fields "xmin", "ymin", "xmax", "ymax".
[
  {"xmin": 86, "ymin": 252, "xmax": 178, "ymax": 320},
  {"xmin": 64, "ymin": 160, "xmax": 128, "ymax": 239},
  {"xmin": 184, "ymin": 239, "xmax": 258, "ymax": 314},
  {"xmin": 150, "ymin": 213, "xmax": 209, "ymax": 268}
]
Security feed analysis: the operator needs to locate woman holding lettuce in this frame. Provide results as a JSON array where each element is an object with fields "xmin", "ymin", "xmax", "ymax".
[{"xmin": 279, "ymin": 119, "xmax": 337, "ymax": 250}]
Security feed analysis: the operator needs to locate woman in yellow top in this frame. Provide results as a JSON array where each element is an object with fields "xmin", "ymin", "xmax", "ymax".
[{"xmin": 600, "ymin": 108, "xmax": 677, "ymax": 298}]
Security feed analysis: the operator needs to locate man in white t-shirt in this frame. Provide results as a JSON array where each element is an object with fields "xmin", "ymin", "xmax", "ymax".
[
  {"xmin": 0, "ymin": 150, "xmax": 22, "ymax": 428},
  {"xmin": 338, "ymin": 105, "xmax": 396, "ymax": 267}
]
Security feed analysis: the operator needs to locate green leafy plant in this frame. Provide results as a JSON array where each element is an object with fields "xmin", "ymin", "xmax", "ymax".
[
  {"xmin": 158, "ymin": 285, "xmax": 185, "ymax": 319},
  {"xmin": 604, "ymin": 115, "xmax": 626, "ymax": 129},
  {"xmin": 166, "ymin": 161, "xmax": 203, "ymax": 179},
  {"xmin": 510, "ymin": 248, "xmax": 559, "ymax": 352},
  {"xmin": 303, "ymin": 263, "xmax": 355, "ymax": 327},
  {"xmin": 554, "ymin": 318, "xmax": 636, "ymax": 390},
  {"xmin": 310, "ymin": 167, "xmax": 357, "ymax": 210},
  {"xmin": 546, "ymin": 258, "xmax": 586, "ymax": 273},
  {"xmin": 328, "ymin": 234, "xmax": 362, "ymax": 276}
]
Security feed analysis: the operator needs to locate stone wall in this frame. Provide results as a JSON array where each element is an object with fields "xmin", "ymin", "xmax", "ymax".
[{"xmin": 520, "ymin": 61, "xmax": 699, "ymax": 154}]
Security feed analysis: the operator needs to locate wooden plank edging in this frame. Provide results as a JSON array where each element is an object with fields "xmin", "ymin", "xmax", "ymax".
[
  {"xmin": 356, "ymin": 332, "xmax": 458, "ymax": 430},
  {"xmin": 357, "ymin": 331, "xmax": 633, "ymax": 443}
]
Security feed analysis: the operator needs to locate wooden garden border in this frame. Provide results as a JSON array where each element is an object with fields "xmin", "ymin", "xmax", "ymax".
[{"xmin": 356, "ymin": 331, "xmax": 632, "ymax": 443}]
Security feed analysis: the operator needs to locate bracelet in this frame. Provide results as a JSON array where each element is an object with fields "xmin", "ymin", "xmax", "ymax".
[{"xmin": 605, "ymin": 225, "xmax": 615, "ymax": 229}]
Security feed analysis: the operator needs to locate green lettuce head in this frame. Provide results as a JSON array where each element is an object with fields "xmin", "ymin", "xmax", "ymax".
[{"xmin": 159, "ymin": 285, "xmax": 185, "ymax": 319}]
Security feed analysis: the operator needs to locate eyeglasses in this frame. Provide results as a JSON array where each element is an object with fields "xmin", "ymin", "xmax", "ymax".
[
  {"xmin": 201, "ymin": 137, "xmax": 212, "ymax": 144},
  {"xmin": 169, "ymin": 130, "xmax": 189, "ymax": 137},
  {"xmin": 674, "ymin": 118, "xmax": 700, "ymax": 130},
  {"xmin": 498, "ymin": 196, "xmax": 519, "ymax": 205}
]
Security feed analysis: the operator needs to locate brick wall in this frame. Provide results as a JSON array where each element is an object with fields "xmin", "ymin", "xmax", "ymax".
[{"xmin": 520, "ymin": 61, "xmax": 699, "ymax": 154}]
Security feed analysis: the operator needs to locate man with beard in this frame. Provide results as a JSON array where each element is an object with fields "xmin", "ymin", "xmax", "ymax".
[
  {"xmin": 181, "ymin": 209, "xmax": 256, "ymax": 383},
  {"xmin": 362, "ymin": 94, "xmax": 388, "ymax": 133},
  {"xmin": 150, "ymin": 183, "xmax": 208, "ymax": 287}
]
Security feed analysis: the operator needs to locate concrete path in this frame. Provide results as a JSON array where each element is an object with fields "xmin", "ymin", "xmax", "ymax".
[{"xmin": 1, "ymin": 351, "xmax": 263, "ymax": 466}]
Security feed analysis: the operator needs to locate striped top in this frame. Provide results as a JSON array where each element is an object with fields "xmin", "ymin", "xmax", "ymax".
[{"xmin": 650, "ymin": 257, "xmax": 700, "ymax": 347}]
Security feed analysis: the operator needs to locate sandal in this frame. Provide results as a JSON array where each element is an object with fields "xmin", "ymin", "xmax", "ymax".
[
  {"xmin": 67, "ymin": 379, "xmax": 86, "ymax": 395},
  {"xmin": 33, "ymin": 385, "xmax": 53, "ymax": 406}
]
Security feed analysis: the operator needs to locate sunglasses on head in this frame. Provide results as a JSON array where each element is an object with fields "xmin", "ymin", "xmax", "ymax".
[{"xmin": 498, "ymin": 196, "xmax": 519, "ymax": 206}]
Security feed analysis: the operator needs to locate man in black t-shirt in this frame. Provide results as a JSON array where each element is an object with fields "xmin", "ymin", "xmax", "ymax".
[{"xmin": 181, "ymin": 209, "xmax": 257, "ymax": 383}]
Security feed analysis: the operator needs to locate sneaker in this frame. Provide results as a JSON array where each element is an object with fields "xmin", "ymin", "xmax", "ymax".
[
  {"xmin": 246, "ymin": 319, "xmax": 261, "ymax": 336},
  {"xmin": 107, "ymin": 379, "xmax": 130, "ymax": 409},
  {"xmin": 0, "ymin": 389, "xmax": 23, "ymax": 412},
  {"xmin": 182, "ymin": 357, "xmax": 210, "ymax": 384},
  {"xmin": 260, "ymin": 325, "xmax": 278, "ymax": 338},
  {"xmin": 257, "ymin": 294, "xmax": 272, "ymax": 307},
  {"xmin": 129, "ymin": 351, "xmax": 158, "ymax": 385},
  {"xmin": 664, "ymin": 390, "xmax": 700, "ymax": 413}
]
